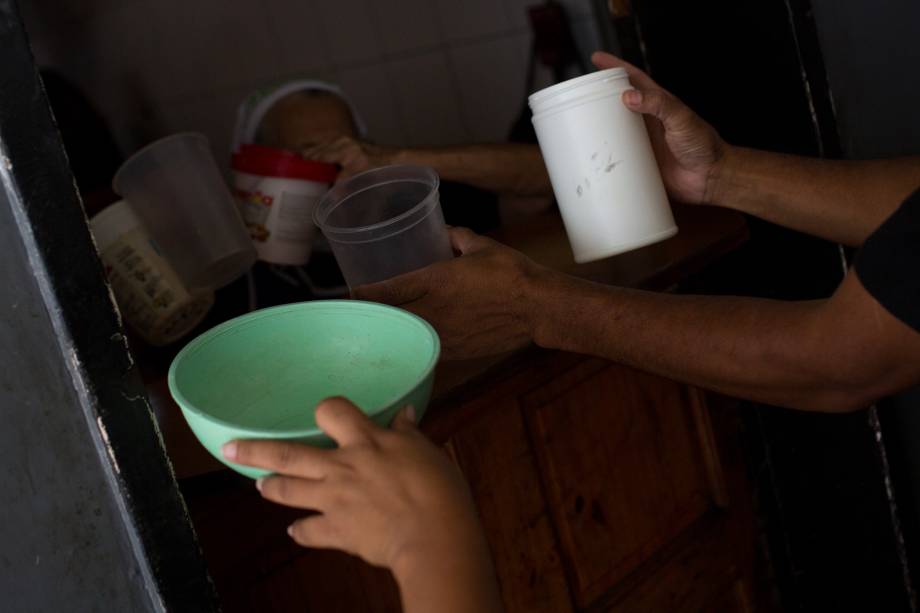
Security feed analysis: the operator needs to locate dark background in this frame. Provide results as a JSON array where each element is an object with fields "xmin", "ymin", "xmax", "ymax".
[{"xmin": 619, "ymin": 0, "xmax": 919, "ymax": 610}]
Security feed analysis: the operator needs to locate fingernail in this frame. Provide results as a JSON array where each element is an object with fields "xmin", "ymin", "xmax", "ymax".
[
  {"xmin": 255, "ymin": 477, "xmax": 264, "ymax": 492},
  {"xmin": 406, "ymin": 405, "xmax": 417, "ymax": 424},
  {"xmin": 287, "ymin": 524, "xmax": 295, "ymax": 537},
  {"xmin": 625, "ymin": 90, "xmax": 642, "ymax": 106},
  {"xmin": 222, "ymin": 441, "xmax": 238, "ymax": 460}
]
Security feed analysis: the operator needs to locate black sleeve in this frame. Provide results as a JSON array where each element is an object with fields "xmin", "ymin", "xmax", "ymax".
[{"xmin": 854, "ymin": 188, "xmax": 920, "ymax": 333}]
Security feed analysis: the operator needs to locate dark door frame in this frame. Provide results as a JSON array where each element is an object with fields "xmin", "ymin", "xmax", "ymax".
[{"xmin": 0, "ymin": 1, "xmax": 217, "ymax": 610}]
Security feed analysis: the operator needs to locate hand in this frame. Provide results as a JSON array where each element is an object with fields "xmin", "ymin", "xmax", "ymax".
[
  {"xmin": 353, "ymin": 227, "xmax": 544, "ymax": 361},
  {"xmin": 301, "ymin": 136, "xmax": 398, "ymax": 184},
  {"xmin": 592, "ymin": 51, "xmax": 728, "ymax": 204},
  {"xmin": 222, "ymin": 398, "xmax": 486, "ymax": 574}
]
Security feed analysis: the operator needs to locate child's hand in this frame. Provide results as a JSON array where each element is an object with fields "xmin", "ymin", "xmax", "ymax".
[
  {"xmin": 221, "ymin": 398, "xmax": 483, "ymax": 572},
  {"xmin": 223, "ymin": 398, "xmax": 504, "ymax": 613}
]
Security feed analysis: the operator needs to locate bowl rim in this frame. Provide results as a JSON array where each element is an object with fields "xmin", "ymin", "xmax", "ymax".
[{"xmin": 167, "ymin": 299, "xmax": 440, "ymax": 436}]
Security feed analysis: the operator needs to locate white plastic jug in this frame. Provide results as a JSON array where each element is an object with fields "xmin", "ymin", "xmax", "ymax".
[{"xmin": 530, "ymin": 68, "xmax": 677, "ymax": 263}]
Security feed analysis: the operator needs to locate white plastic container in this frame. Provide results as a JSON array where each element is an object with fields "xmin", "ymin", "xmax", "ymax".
[
  {"xmin": 231, "ymin": 144, "xmax": 338, "ymax": 265},
  {"xmin": 90, "ymin": 200, "xmax": 214, "ymax": 347},
  {"xmin": 530, "ymin": 68, "xmax": 677, "ymax": 263}
]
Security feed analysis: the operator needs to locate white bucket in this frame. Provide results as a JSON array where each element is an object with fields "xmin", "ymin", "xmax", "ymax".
[
  {"xmin": 231, "ymin": 144, "xmax": 338, "ymax": 266},
  {"xmin": 530, "ymin": 68, "xmax": 677, "ymax": 263},
  {"xmin": 90, "ymin": 200, "xmax": 214, "ymax": 346}
]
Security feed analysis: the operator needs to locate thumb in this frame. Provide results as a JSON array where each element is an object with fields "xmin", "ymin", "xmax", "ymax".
[
  {"xmin": 448, "ymin": 226, "xmax": 491, "ymax": 255},
  {"xmin": 622, "ymin": 88, "xmax": 690, "ymax": 132},
  {"xmin": 315, "ymin": 397, "xmax": 374, "ymax": 446},
  {"xmin": 391, "ymin": 405, "xmax": 419, "ymax": 433},
  {"xmin": 351, "ymin": 267, "xmax": 430, "ymax": 306}
]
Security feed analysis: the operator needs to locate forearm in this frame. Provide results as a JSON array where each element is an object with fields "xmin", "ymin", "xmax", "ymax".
[
  {"xmin": 526, "ymin": 271, "xmax": 867, "ymax": 412},
  {"xmin": 393, "ymin": 539, "xmax": 503, "ymax": 613},
  {"xmin": 711, "ymin": 146, "xmax": 920, "ymax": 246},
  {"xmin": 394, "ymin": 144, "xmax": 551, "ymax": 197}
]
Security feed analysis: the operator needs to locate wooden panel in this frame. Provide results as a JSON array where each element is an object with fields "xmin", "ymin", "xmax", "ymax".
[
  {"xmin": 587, "ymin": 514, "xmax": 747, "ymax": 613},
  {"xmin": 449, "ymin": 398, "xmax": 574, "ymax": 613},
  {"xmin": 523, "ymin": 360, "xmax": 724, "ymax": 606},
  {"xmin": 239, "ymin": 551, "xmax": 401, "ymax": 613},
  {"xmin": 182, "ymin": 473, "xmax": 401, "ymax": 613},
  {"xmin": 702, "ymin": 581, "xmax": 753, "ymax": 613},
  {"xmin": 178, "ymin": 353, "xmax": 771, "ymax": 613},
  {"xmin": 489, "ymin": 206, "xmax": 748, "ymax": 291}
]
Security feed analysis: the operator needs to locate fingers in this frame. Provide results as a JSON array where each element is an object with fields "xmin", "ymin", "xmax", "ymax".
[
  {"xmin": 448, "ymin": 226, "xmax": 491, "ymax": 254},
  {"xmin": 591, "ymin": 50, "xmax": 624, "ymax": 69},
  {"xmin": 351, "ymin": 267, "xmax": 430, "ymax": 306},
  {"xmin": 301, "ymin": 136, "xmax": 356, "ymax": 164},
  {"xmin": 301, "ymin": 145, "xmax": 339, "ymax": 163},
  {"xmin": 301, "ymin": 142, "xmax": 340, "ymax": 162},
  {"xmin": 391, "ymin": 405, "xmax": 418, "ymax": 433},
  {"xmin": 315, "ymin": 397, "xmax": 376, "ymax": 447},
  {"xmin": 288, "ymin": 515, "xmax": 341, "ymax": 550},
  {"xmin": 590, "ymin": 51, "xmax": 659, "ymax": 91},
  {"xmin": 622, "ymin": 88, "xmax": 692, "ymax": 132},
  {"xmin": 334, "ymin": 166, "xmax": 361, "ymax": 185},
  {"xmin": 223, "ymin": 439, "xmax": 333, "ymax": 479},
  {"xmin": 258, "ymin": 474, "xmax": 327, "ymax": 509}
]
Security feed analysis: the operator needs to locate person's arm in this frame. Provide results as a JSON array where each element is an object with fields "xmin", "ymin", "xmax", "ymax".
[
  {"xmin": 302, "ymin": 137, "xmax": 551, "ymax": 197},
  {"xmin": 354, "ymin": 228, "xmax": 920, "ymax": 413},
  {"xmin": 394, "ymin": 144, "xmax": 550, "ymax": 197},
  {"xmin": 708, "ymin": 147, "xmax": 920, "ymax": 246},
  {"xmin": 225, "ymin": 399, "xmax": 503, "ymax": 613},
  {"xmin": 531, "ymin": 265, "xmax": 920, "ymax": 412},
  {"xmin": 591, "ymin": 52, "xmax": 920, "ymax": 246}
]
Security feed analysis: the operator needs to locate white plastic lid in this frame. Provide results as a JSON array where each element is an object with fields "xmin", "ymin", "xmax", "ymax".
[{"xmin": 529, "ymin": 68, "xmax": 630, "ymax": 116}]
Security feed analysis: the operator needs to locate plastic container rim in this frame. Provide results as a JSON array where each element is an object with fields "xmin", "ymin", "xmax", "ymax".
[
  {"xmin": 167, "ymin": 300, "xmax": 441, "ymax": 436},
  {"xmin": 113, "ymin": 132, "xmax": 209, "ymax": 195},
  {"xmin": 530, "ymin": 88, "xmax": 634, "ymax": 123},
  {"xmin": 528, "ymin": 67, "xmax": 628, "ymax": 109},
  {"xmin": 313, "ymin": 164, "xmax": 440, "ymax": 236},
  {"xmin": 232, "ymin": 143, "xmax": 338, "ymax": 183},
  {"xmin": 320, "ymin": 206, "xmax": 437, "ymax": 245}
]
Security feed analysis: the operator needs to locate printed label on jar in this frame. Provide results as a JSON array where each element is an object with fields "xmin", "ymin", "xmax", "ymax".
[
  {"xmin": 235, "ymin": 188, "xmax": 274, "ymax": 242},
  {"xmin": 100, "ymin": 228, "xmax": 211, "ymax": 345},
  {"xmin": 274, "ymin": 192, "xmax": 319, "ymax": 241}
]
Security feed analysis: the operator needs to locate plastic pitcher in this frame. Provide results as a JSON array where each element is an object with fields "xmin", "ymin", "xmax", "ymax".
[{"xmin": 113, "ymin": 133, "xmax": 256, "ymax": 291}]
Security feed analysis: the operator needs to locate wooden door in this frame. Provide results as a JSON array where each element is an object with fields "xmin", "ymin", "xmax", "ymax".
[
  {"xmin": 522, "ymin": 359, "xmax": 726, "ymax": 606},
  {"xmin": 446, "ymin": 395, "xmax": 574, "ymax": 613},
  {"xmin": 0, "ymin": 5, "xmax": 217, "ymax": 610},
  {"xmin": 446, "ymin": 353, "xmax": 764, "ymax": 612}
]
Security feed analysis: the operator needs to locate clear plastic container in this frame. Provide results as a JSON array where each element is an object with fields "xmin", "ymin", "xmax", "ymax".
[
  {"xmin": 530, "ymin": 68, "xmax": 677, "ymax": 263},
  {"xmin": 313, "ymin": 165, "xmax": 453, "ymax": 288},
  {"xmin": 90, "ymin": 200, "xmax": 214, "ymax": 346},
  {"xmin": 113, "ymin": 133, "xmax": 256, "ymax": 291}
]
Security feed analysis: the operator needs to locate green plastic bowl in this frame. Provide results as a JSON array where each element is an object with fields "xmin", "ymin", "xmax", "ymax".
[{"xmin": 167, "ymin": 300, "xmax": 440, "ymax": 478}]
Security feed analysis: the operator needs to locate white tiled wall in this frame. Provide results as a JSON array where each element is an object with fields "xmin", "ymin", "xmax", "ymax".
[{"xmin": 22, "ymin": 0, "xmax": 605, "ymax": 165}]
